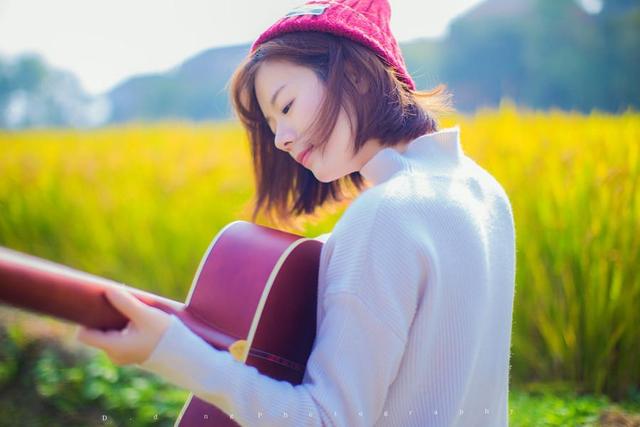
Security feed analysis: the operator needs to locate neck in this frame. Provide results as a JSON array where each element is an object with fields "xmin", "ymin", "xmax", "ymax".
[
  {"xmin": 390, "ymin": 137, "xmax": 412, "ymax": 154},
  {"xmin": 355, "ymin": 136, "xmax": 412, "ymax": 186}
]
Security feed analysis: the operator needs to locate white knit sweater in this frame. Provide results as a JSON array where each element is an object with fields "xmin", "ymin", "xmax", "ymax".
[{"xmin": 137, "ymin": 125, "xmax": 517, "ymax": 427}]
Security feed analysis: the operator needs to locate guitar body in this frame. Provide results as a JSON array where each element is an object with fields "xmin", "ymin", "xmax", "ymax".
[
  {"xmin": 174, "ymin": 221, "xmax": 322, "ymax": 426},
  {"xmin": 0, "ymin": 220, "xmax": 324, "ymax": 427}
]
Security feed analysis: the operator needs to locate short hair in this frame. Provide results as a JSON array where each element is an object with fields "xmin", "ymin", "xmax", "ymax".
[{"xmin": 228, "ymin": 31, "xmax": 454, "ymax": 230}]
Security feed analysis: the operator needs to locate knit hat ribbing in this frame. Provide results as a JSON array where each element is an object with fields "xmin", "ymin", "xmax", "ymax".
[{"xmin": 250, "ymin": 0, "xmax": 415, "ymax": 91}]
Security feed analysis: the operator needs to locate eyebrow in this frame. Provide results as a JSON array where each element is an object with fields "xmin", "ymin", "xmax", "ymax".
[
  {"xmin": 271, "ymin": 83, "xmax": 287, "ymax": 108},
  {"xmin": 265, "ymin": 83, "xmax": 287, "ymax": 125}
]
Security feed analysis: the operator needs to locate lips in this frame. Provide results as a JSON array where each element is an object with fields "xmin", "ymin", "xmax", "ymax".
[{"xmin": 296, "ymin": 146, "xmax": 313, "ymax": 165}]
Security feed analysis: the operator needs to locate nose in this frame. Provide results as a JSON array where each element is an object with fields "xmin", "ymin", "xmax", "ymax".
[{"xmin": 274, "ymin": 123, "xmax": 295, "ymax": 152}]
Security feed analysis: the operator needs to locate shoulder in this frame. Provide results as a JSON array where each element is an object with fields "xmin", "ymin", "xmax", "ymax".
[
  {"xmin": 331, "ymin": 179, "xmax": 421, "ymax": 242},
  {"xmin": 342, "ymin": 171, "xmax": 461, "ymax": 227},
  {"xmin": 327, "ymin": 174, "xmax": 444, "ymax": 270},
  {"xmin": 346, "ymin": 166, "xmax": 514, "ymax": 251}
]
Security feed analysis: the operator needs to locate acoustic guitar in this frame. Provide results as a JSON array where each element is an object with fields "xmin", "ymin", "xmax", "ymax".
[{"xmin": 0, "ymin": 220, "xmax": 326, "ymax": 426}]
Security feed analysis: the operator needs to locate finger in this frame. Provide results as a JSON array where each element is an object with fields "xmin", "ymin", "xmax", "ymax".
[
  {"xmin": 75, "ymin": 324, "xmax": 125, "ymax": 351},
  {"xmin": 104, "ymin": 286, "xmax": 146, "ymax": 323}
]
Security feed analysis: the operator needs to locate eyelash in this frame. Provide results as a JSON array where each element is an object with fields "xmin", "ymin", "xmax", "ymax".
[{"xmin": 270, "ymin": 101, "xmax": 293, "ymax": 134}]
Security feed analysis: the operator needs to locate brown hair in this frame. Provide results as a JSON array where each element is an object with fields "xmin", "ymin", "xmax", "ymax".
[{"xmin": 228, "ymin": 31, "xmax": 454, "ymax": 231}]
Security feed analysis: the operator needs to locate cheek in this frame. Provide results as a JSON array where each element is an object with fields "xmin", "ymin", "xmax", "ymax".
[
  {"xmin": 311, "ymin": 110, "xmax": 357, "ymax": 182},
  {"xmin": 298, "ymin": 97, "xmax": 324, "ymax": 133},
  {"xmin": 331, "ymin": 107, "xmax": 356, "ymax": 159}
]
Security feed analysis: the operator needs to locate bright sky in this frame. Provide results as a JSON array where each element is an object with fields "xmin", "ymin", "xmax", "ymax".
[{"xmin": 0, "ymin": 0, "xmax": 485, "ymax": 96}]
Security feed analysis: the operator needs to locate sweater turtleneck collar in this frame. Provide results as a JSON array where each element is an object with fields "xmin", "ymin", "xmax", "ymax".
[{"xmin": 359, "ymin": 125, "xmax": 464, "ymax": 186}]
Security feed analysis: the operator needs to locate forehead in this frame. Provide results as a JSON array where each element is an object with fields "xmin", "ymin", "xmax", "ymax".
[{"xmin": 254, "ymin": 60, "xmax": 317, "ymax": 105}]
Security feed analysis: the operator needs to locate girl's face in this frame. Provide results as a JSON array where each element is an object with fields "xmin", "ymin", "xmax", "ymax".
[{"xmin": 254, "ymin": 59, "xmax": 384, "ymax": 183}]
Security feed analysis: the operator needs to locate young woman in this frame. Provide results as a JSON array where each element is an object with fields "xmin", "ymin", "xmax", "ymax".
[{"xmin": 76, "ymin": 1, "xmax": 516, "ymax": 426}]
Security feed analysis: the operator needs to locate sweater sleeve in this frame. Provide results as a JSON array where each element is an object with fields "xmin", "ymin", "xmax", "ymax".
[
  {"xmin": 136, "ymin": 195, "xmax": 425, "ymax": 426},
  {"xmin": 136, "ymin": 291, "xmax": 407, "ymax": 426}
]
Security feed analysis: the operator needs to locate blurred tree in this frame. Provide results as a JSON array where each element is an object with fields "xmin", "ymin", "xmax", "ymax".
[
  {"xmin": 12, "ymin": 55, "xmax": 47, "ymax": 92},
  {"xmin": 0, "ymin": 53, "xmax": 108, "ymax": 128},
  {"xmin": 595, "ymin": 0, "xmax": 640, "ymax": 111},
  {"xmin": 2, "ymin": 0, "xmax": 638, "ymax": 127},
  {"xmin": 437, "ymin": 0, "xmax": 639, "ymax": 113},
  {"xmin": 443, "ymin": 18, "xmax": 526, "ymax": 110}
]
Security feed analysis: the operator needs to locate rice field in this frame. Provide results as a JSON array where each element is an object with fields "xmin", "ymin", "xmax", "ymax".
[{"xmin": 1, "ymin": 102, "xmax": 638, "ymax": 407}]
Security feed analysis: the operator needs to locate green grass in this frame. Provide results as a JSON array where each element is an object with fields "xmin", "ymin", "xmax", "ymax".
[
  {"xmin": 509, "ymin": 381, "xmax": 640, "ymax": 426},
  {"xmin": 1, "ymin": 316, "xmax": 639, "ymax": 427},
  {"xmin": 1, "ymin": 110, "xmax": 639, "ymax": 420},
  {"xmin": 0, "ymin": 318, "xmax": 188, "ymax": 427}
]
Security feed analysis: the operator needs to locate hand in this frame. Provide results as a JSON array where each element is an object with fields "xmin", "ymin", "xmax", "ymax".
[{"xmin": 74, "ymin": 286, "xmax": 173, "ymax": 366}]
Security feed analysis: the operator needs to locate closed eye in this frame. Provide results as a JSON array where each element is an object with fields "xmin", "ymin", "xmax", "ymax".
[
  {"xmin": 269, "ymin": 101, "xmax": 294, "ymax": 134},
  {"xmin": 282, "ymin": 100, "xmax": 293, "ymax": 115}
]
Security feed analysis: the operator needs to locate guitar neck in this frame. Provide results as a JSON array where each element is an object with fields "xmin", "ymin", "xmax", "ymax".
[{"xmin": 0, "ymin": 246, "xmax": 184, "ymax": 331}]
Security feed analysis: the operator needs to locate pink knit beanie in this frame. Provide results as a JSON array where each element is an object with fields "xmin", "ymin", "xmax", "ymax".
[{"xmin": 250, "ymin": 0, "xmax": 416, "ymax": 91}]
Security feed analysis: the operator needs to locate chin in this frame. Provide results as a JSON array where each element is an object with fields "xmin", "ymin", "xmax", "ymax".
[
  {"xmin": 313, "ymin": 169, "xmax": 342, "ymax": 183},
  {"xmin": 313, "ymin": 173, "xmax": 331, "ymax": 183},
  {"xmin": 310, "ymin": 168, "xmax": 328, "ymax": 183}
]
